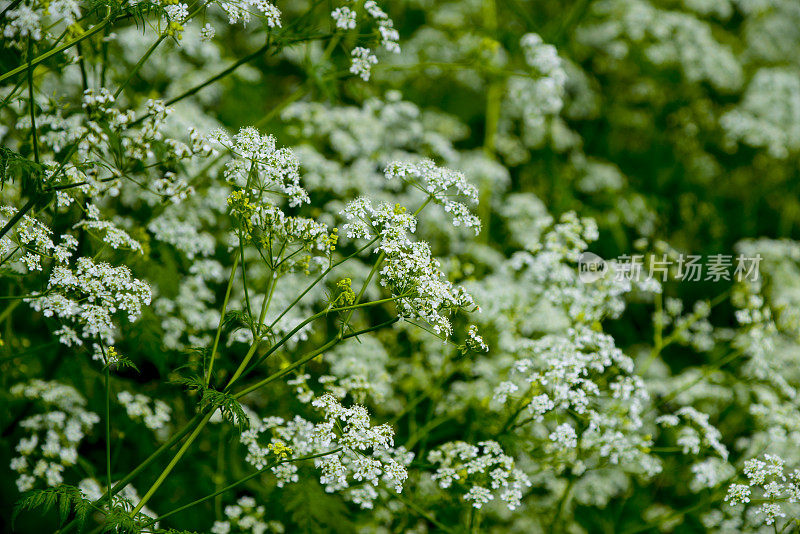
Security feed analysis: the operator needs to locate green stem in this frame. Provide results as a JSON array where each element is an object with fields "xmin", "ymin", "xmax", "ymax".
[
  {"xmin": 104, "ymin": 365, "xmax": 112, "ymax": 510},
  {"xmin": 267, "ymin": 237, "xmax": 378, "ymax": 332},
  {"xmin": 26, "ymin": 39, "xmax": 39, "ymax": 164},
  {"xmin": 130, "ymin": 411, "xmax": 215, "ymax": 516},
  {"xmin": 233, "ymin": 337, "xmax": 339, "ymax": 400},
  {"xmin": 206, "ymin": 251, "xmax": 240, "ymax": 386},
  {"xmin": 227, "ymin": 296, "xmax": 401, "ymax": 392},
  {"xmin": 140, "ymin": 448, "xmax": 342, "ymax": 528},
  {"xmin": 127, "ymin": 295, "xmax": 395, "ymax": 516},
  {"xmin": 55, "ymin": 413, "xmax": 204, "ymax": 534},
  {"xmin": 0, "ymin": 17, "xmax": 112, "ymax": 84},
  {"xmin": 112, "ymin": 34, "xmax": 167, "ymax": 98},
  {"xmin": 0, "ymin": 197, "xmax": 35, "ymax": 241},
  {"xmin": 396, "ymin": 493, "xmax": 456, "ymax": 533}
]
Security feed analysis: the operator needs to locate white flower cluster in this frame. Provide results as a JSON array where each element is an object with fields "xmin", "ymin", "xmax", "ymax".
[
  {"xmin": 381, "ymin": 240, "xmax": 477, "ymax": 337},
  {"xmin": 689, "ymin": 457, "xmax": 735, "ymax": 492},
  {"xmin": 148, "ymin": 210, "xmax": 217, "ymax": 260},
  {"xmin": 466, "ymin": 324, "xmax": 489, "ymax": 353},
  {"xmin": 329, "ymin": 1, "xmax": 399, "ymax": 81},
  {"xmin": 331, "ymin": 6, "xmax": 357, "ymax": 30},
  {"xmin": 0, "ymin": 207, "xmax": 77, "ymax": 272},
  {"xmin": 480, "ymin": 211, "xmax": 649, "ymax": 328},
  {"xmin": 493, "ymin": 326, "xmax": 656, "ymax": 472},
  {"xmin": 342, "ymin": 198, "xmax": 417, "ymax": 254},
  {"xmin": 725, "ymin": 454, "xmax": 800, "ymax": 527},
  {"xmin": 654, "ymin": 298, "xmax": 715, "ymax": 353},
  {"xmin": 30, "ymin": 90, "xmax": 213, "ymax": 206},
  {"xmin": 427, "ymin": 440, "xmax": 531, "ymax": 510},
  {"xmin": 211, "ymin": 127, "xmax": 309, "ymax": 207},
  {"xmin": 339, "ymin": 161, "xmax": 480, "ymax": 336},
  {"xmin": 721, "ymin": 68, "xmax": 800, "ymax": 158},
  {"xmin": 10, "ymin": 380, "xmax": 99, "ymax": 492},
  {"xmin": 2, "ymin": 0, "xmax": 79, "ymax": 46},
  {"xmin": 117, "ymin": 391, "xmax": 172, "ymax": 431},
  {"xmin": 350, "ymin": 47, "xmax": 379, "ymax": 81},
  {"xmin": 240, "ymin": 394, "xmax": 411, "ymax": 509},
  {"xmin": 211, "ymin": 495, "xmax": 285, "ymax": 534},
  {"xmin": 74, "ymin": 217, "xmax": 143, "ymax": 254},
  {"xmin": 216, "ymin": 0, "xmax": 282, "ymax": 27},
  {"xmin": 510, "ymin": 33, "xmax": 567, "ymax": 139},
  {"xmin": 578, "ymin": 0, "xmax": 743, "ymax": 92},
  {"xmin": 656, "ymin": 407, "xmax": 728, "ymax": 460},
  {"xmin": 27, "ymin": 257, "xmax": 152, "ymax": 349},
  {"xmin": 385, "ymin": 159, "xmax": 481, "ymax": 233},
  {"xmin": 155, "ymin": 259, "xmax": 226, "ymax": 350}
]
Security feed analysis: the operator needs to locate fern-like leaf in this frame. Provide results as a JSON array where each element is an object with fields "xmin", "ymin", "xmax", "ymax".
[
  {"xmin": 174, "ymin": 376, "xmax": 250, "ymax": 431},
  {"xmin": 13, "ymin": 485, "xmax": 92, "ymax": 531}
]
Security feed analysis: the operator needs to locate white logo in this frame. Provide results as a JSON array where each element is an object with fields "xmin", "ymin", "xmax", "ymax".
[{"xmin": 578, "ymin": 251, "xmax": 608, "ymax": 283}]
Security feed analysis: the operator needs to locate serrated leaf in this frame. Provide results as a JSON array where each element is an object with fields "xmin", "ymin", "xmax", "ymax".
[{"xmin": 13, "ymin": 485, "xmax": 92, "ymax": 531}]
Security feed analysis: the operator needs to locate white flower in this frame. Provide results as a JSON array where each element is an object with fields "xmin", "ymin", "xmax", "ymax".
[
  {"xmin": 350, "ymin": 47, "xmax": 378, "ymax": 81},
  {"xmin": 200, "ymin": 23, "xmax": 215, "ymax": 41},
  {"xmin": 331, "ymin": 6, "xmax": 356, "ymax": 30}
]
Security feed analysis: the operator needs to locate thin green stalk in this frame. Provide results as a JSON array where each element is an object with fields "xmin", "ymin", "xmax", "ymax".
[
  {"xmin": 127, "ymin": 292, "xmax": 373, "ymax": 514},
  {"xmin": 233, "ymin": 337, "xmax": 339, "ymax": 400},
  {"xmin": 124, "ymin": 201, "xmax": 426, "ymax": 519},
  {"xmin": 213, "ymin": 429, "xmax": 226, "ymax": 520},
  {"xmin": 238, "ymin": 234, "xmax": 255, "ymax": 336},
  {"xmin": 239, "ymin": 317, "xmax": 400, "ymax": 399},
  {"xmin": 0, "ymin": 0, "xmax": 22, "ymax": 19},
  {"xmin": 266, "ymin": 237, "xmax": 378, "ymax": 332},
  {"xmin": 75, "ymin": 42, "xmax": 88, "ymax": 91},
  {"xmin": 654, "ymin": 347, "xmax": 746, "ymax": 410},
  {"xmin": 0, "ymin": 197, "xmax": 35, "ymax": 241},
  {"xmin": 56, "ymin": 416, "xmax": 204, "ymax": 533},
  {"xmin": 130, "ymin": 411, "xmax": 215, "ymax": 516},
  {"xmin": 206, "ymin": 252, "xmax": 240, "ymax": 386},
  {"xmin": 140, "ymin": 448, "xmax": 342, "ymax": 528},
  {"xmin": 257, "ymin": 272, "xmax": 277, "ymax": 336},
  {"xmin": 113, "ymin": 1, "xmax": 207, "ymax": 98},
  {"xmin": 112, "ymin": 34, "xmax": 167, "ymax": 98},
  {"xmin": 104, "ymin": 365, "xmax": 112, "ymax": 510},
  {"xmin": 0, "ymin": 17, "xmax": 112, "ymax": 84},
  {"xmin": 26, "ymin": 39, "xmax": 39, "ymax": 164},
  {"xmin": 131, "ymin": 32, "xmax": 331, "ymax": 120},
  {"xmin": 163, "ymin": 42, "xmax": 272, "ymax": 107},
  {"xmin": 227, "ymin": 296, "xmax": 401, "ymax": 391},
  {"xmin": 0, "ymin": 298, "xmax": 21, "ymax": 324},
  {"xmin": 396, "ymin": 493, "xmax": 456, "ymax": 534},
  {"xmin": 548, "ymin": 475, "xmax": 576, "ymax": 532},
  {"xmin": 127, "ymin": 295, "xmax": 395, "ymax": 516}
]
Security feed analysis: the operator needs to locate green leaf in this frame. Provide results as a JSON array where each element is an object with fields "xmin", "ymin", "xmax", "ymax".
[
  {"xmin": 13, "ymin": 485, "xmax": 91, "ymax": 531},
  {"xmin": 174, "ymin": 376, "xmax": 250, "ymax": 431}
]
